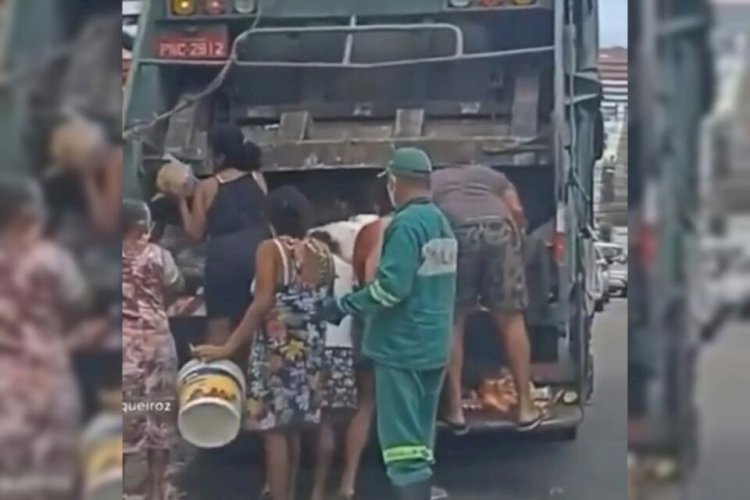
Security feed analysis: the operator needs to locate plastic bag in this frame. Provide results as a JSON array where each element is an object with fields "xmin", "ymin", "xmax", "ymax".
[{"xmin": 156, "ymin": 160, "xmax": 198, "ymax": 198}]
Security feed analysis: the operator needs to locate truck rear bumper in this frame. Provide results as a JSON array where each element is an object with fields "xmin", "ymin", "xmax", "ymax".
[{"xmin": 440, "ymin": 403, "xmax": 583, "ymax": 434}]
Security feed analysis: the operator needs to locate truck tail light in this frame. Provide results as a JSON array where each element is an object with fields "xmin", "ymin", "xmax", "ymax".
[
  {"xmin": 234, "ymin": 0, "xmax": 256, "ymax": 14},
  {"xmin": 204, "ymin": 0, "xmax": 227, "ymax": 14},
  {"xmin": 639, "ymin": 181, "xmax": 659, "ymax": 269},
  {"xmin": 172, "ymin": 0, "xmax": 197, "ymax": 15},
  {"xmin": 547, "ymin": 202, "xmax": 566, "ymax": 263},
  {"xmin": 548, "ymin": 231, "xmax": 565, "ymax": 263},
  {"xmin": 637, "ymin": 224, "xmax": 657, "ymax": 270}
]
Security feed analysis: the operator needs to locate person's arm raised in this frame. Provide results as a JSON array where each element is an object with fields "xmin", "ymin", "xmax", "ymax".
[{"xmin": 178, "ymin": 180, "xmax": 211, "ymax": 241}]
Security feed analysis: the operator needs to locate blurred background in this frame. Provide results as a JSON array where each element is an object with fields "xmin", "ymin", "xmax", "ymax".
[
  {"xmin": 629, "ymin": 0, "xmax": 750, "ymax": 499},
  {"xmin": 0, "ymin": 1, "xmax": 121, "ymax": 499}
]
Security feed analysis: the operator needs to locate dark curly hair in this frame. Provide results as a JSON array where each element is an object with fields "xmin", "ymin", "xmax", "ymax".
[
  {"xmin": 267, "ymin": 186, "xmax": 313, "ymax": 238},
  {"xmin": 209, "ymin": 124, "xmax": 262, "ymax": 172}
]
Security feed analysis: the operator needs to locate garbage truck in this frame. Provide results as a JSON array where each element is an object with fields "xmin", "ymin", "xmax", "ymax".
[
  {"xmin": 628, "ymin": 0, "xmax": 715, "ymax": 489},
  {"xmin": 124, "ymin": 0, "xmax": 603, "ymax": 438}
]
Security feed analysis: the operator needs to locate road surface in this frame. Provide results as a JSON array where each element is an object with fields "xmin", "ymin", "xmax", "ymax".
[
  {"xmin": 175, "ymin": 300, "xmax": 628, "ymax": 500},
  {"xmin": 692, "ymin": 319, "xmax": 750, "ymax": 500}
]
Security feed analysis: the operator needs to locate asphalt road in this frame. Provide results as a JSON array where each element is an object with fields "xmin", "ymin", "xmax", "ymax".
[
  {"xmin": 692, "ymin": 319, "xmax": 750, "ymax": 500},
  {"xmin": 177, "ymin": 300, "xmax": 628, "ymax": 500}
]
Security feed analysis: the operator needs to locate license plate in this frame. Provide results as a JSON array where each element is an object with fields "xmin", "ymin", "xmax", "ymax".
[{"xmin": 157, "ymin": 32, "xmax": 228, "ymax": 59}]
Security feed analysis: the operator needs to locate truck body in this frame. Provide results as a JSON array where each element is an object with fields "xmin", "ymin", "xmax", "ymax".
[
  {"xmin": 628, "ymin": 0, "xmax": 714, "ymax": 480},
  {"xmin": 125, "ymin": 0, "xmax": 602, "ymax": 435}
]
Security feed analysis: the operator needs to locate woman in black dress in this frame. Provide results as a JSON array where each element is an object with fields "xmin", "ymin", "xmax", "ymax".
[{"xmin": 177, "ymin": 125, "xmax": 270, "ymax": 347}]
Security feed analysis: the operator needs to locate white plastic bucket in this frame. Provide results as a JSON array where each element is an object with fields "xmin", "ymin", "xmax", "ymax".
[
  {"xmin": 177, "ymin": 359, "xmax": 246, "ymax": 448},
  {"xmin": 82, "ymin": 412, "xmax": 122, "ymax": 500}
]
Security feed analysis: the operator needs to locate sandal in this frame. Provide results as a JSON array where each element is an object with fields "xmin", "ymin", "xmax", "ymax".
[
  {"xmin": 431, "ymin": 485, "xmax": 449, "ymax": 500},
  {"xmin": 439, "ymin": 416, "xmax": 470, "ymax": 436},
  {"xmin": 517, "ymin": 408, "xmax": 546, "ymax": 432}
]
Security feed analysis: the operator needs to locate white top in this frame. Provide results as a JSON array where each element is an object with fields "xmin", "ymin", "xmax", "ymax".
[
  {"xmin": 312, "ymin": 214, "xmax": 379, "ymax": 264},
  {"xmin": 325, "ymin": 255, "xmax": 354, "ymax": 348}
]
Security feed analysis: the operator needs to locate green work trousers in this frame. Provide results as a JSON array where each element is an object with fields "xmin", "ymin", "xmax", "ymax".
[{"xmin": 375, "ymin": 363, "xmax": 446, "ymax": 487}]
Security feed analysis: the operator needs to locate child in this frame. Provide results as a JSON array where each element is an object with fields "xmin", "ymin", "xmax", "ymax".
[
  {"xmin": 122, "ymin": 199, "xmax": 183, "ymax": 500},
  {"xmin": 308, "ymin": 230, "xmax": 358, "ymax": 500}
]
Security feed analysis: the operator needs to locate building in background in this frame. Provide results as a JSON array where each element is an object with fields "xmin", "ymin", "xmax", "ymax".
[
  {"xmin": 595, "ymin": 47, "xmax": 628, "ymax": 229},
  {"xmin": 122, "ymin": 1, "xmax": 140, "ymax": 84},
  {"xmin": 599, "ymin": 47, "xmax": 628, "ymax": 121}
]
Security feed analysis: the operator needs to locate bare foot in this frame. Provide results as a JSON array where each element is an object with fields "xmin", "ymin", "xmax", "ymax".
[{"xmin": 443, "ymin": 406, "xmax": 466, "ymax": 426}]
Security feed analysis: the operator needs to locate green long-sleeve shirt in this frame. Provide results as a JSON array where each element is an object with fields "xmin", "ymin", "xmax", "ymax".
[{"xmin": 339, "ymin": 197, "xmax": 458, "ymax": 370}]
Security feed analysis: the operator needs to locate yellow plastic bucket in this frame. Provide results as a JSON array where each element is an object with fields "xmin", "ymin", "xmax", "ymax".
[
  {"xmin": 82, "ymin": 413, "xmax": 123, "ymax": 500},
  {"xmin": 177, "ymin": 359, "xmax": 246, "ymax": 448}
]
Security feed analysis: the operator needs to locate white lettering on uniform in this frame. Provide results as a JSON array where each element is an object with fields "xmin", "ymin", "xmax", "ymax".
[{"xmin": 418, "ymin": 238, "xmax": 457, "ymax": 276}]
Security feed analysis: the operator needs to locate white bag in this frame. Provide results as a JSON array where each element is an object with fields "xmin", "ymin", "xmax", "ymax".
[
  {"xmin": 49, "ymin": 115, "xmax": 107, "ymax": 172},
  {"xmin": 156, "ymin": 159, "xmax": 197, "ymax": 197},
  {"xmin": 312, "ymin": 214, "xmax": 378, "ymax": 264}
]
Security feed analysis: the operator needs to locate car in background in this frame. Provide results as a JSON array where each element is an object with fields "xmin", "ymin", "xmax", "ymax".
[
  {"xmin": 702, "ymin": 230, "xmax": 750, "ymax": 323},
  {"xmin": 593, "ymin": 245, "xmax": 610, "ymax": 312},
  {"xmin": 596, "ymin": 242, "xmax": 627, "ymax": 297}
]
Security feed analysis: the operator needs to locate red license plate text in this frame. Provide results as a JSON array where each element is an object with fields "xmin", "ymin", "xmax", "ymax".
[{"xmin": 157, "ymin": 34, "xmax": 228, "ymax": 59}]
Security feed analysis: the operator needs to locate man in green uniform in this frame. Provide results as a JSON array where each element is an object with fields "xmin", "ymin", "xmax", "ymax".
[{"xmin": 318, "ymin": 148, "xmax": 457, "ymax": 500}]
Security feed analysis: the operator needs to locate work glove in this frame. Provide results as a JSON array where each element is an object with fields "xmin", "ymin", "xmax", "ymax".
[{"xmin": 315, "ymin": 296, "xmax": 347, "ymax": 325}]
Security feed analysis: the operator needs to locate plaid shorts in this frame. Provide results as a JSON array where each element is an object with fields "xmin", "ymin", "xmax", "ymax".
[{"xmin": 453, "ymin": 218, "xmax": 528, "ymax": 313}]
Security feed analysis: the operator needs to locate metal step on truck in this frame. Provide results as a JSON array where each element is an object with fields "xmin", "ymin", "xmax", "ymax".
[{"xmin": 124, "ymin": 0, "xmax": 603, "ymax": 439}]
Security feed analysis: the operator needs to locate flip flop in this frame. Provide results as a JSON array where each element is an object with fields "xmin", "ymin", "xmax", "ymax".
[
  {"xmin": 439, "ymin": 416, "xmax": 470, "ymax": 436},
  {"xmin": 517, "ymin": 409, "xmax": 546, "ymax": 432}
]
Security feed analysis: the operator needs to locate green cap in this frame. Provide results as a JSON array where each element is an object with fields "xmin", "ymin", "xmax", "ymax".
[{"xmin": 379, "ymin": 147, "xmax": 433, "ymax": 179}]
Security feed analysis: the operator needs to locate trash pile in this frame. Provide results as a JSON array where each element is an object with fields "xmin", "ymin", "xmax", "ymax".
[{"xmin": 461, "ymin": 370, "xmax": 555, "ymax": 415}]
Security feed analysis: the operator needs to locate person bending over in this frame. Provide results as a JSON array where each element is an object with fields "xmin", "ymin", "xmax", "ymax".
[{"xmin": 431, "ymin": 163, "xmax": 542, "ymax": 432}]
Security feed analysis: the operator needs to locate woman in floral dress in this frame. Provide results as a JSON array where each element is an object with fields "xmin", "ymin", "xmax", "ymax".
[
  {"xmin": 0, "ymin": 177, "xmax": 86, "ymax": 500},
  {"xmin": 193, "ymin": 186, "xmax": 335, "ymax": 500},
  {"xmin": 122, "ymin": 199, "xmax": 183, "ymax": 500}
]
